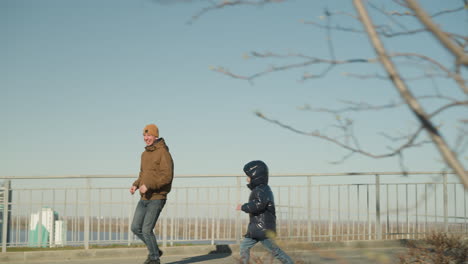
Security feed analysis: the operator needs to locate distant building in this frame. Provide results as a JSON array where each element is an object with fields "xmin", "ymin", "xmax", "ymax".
[
  {"xmin": 29, "ymin": 207, "xmax": 65, "ymax": 247},
  {"xmin": 54, "ymin": 220, "xmax": 67, "ymax": 246}
]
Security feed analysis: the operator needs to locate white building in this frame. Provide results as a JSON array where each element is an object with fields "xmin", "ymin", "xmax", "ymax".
[{"xmin": 29, "ymin": 207, "xmax": 65, "ymax": 247}]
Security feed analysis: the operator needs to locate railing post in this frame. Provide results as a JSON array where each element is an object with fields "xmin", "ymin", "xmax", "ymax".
[
  {"xmin": 288, "ymin": 186, "xmax": 292, "ymax": 239},
  {"xmin": 216, "ymin": 188, "xmax": 220, "ymax": 241},
  {"xmin": 195, "ymin": 188, "xmax": 199, "ymax": 241},
  {"xmin": 375, "ymin": 175, "xmax": 382, "ymax": 240},
  {"xmin": 84, "ymin": 178, "xmax": 91, "ymax": 250},
  {"xmin": 170, "ymin": 210, "xmax": 174, "ymax": 246},
  {"xmin": 443, "ymin": 173, "xmax": 448, "ymax": 233},
  {"xmin": 236, "ymin": 176, "xmax": 241, "ymax": 244},
  {"xmin": 307, "ymin": 176, "xmax": 312, "ymax": 242},
  {"xmin": 211, "ymin": 206, "xmax": 215, "ymax": 245},
  {"xmin": 328, "ymin": 186, "xmax": 332, "ymax": 241},
  {"xmin": 127, "ymin": 193, "xmax": 133, "ymax": 246},
  {"xmin": 162, "ymin": 206, "xmax": 167, "ymax": 247},
  {"xmin": 367, "ymin": 185, "xmax": 370, "ymax": 240},
  {"xmin": 406, "ymin": 184, "xmax": 409, "ymax": 239},
  {"xmin": 1, "ymin": 180, "xmax": 10, "ymax": 253},
  {"xmin": 38, "ymin": 205, "xmax": 42, "ymax": 247}
]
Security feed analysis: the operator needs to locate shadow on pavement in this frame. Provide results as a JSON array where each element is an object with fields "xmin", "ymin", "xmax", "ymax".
[{"xmin": 165, "ymin": 245, "xmax": 233, "ymax": 264}]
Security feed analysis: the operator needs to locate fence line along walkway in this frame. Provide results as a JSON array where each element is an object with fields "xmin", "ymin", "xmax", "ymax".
[{"xmin": 0, "ymin": 171, "xmax": 466, "ymax": 252}]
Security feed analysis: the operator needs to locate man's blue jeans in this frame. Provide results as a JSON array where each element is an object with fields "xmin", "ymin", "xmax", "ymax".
[
  {"xmin": 131, "ymin": 199, "xmax": 166, "ymax": 261},
  {"xmin": 240, "ymin": 237, "xmax": 294, "ymax": 264}
]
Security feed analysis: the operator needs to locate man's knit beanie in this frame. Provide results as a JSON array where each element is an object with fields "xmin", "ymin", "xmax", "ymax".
[{"xmin": 143, "ymin": 124, "xmax": 159, "ymax": 137}]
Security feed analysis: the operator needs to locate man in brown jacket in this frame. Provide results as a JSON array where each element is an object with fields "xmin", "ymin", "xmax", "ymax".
[{"xmin": 130, "ymin": 124, "xmax": 174, "ymax": 264}]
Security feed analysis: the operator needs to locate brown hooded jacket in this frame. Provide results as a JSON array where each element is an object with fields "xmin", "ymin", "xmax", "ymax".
[{"xmin": 133, "ymin": 138, "xmax": 174, "ymax": 200}]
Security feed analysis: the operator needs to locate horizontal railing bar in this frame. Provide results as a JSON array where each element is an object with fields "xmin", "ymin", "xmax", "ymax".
[
  {"xmin": 0, "ymin": 171, "xmax": 460, "ymax": 180},
  {"xmin": 7, "ymin": 182, "xmax": 463, "ymax": 192}
]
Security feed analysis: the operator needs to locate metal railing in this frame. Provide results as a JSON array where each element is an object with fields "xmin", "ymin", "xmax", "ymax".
[{"xmin": 0, "ymin": 171, "xmax": 467, "ymax": 252}]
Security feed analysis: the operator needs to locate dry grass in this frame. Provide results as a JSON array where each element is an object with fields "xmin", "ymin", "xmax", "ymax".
[{"xmin": 398, "ymin": 232, "xmax": 468, "ymax": 264}]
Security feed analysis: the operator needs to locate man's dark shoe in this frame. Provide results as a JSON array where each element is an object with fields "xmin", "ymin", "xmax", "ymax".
[
  {"xmin": 142, "ymin": 251, "xmax": 162, "ymax": 264},
  {"xmin": 148, "ymin": 260, "xmax": 160, "ymax": 264}
]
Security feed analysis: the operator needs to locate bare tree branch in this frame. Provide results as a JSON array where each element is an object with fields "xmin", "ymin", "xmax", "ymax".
[
  {"xmin": 343, "ymin": 72, "xmax": 450, "ymax": 81},
  {"xmin": 384, "ymin": 5, "xmax": 465, "ymax": 18},
  {"xmin": 405, "ymin": 0, "xmax": 468, "ymax": 66},
  {"xmin": 302, "ymin": 3, "xmax": 468, "ymax": 46},
  {"xmin": 302, "ymin": 19, "xmax": 432, "ymax": 38},
  {"xmin": 353, "ymin": 0, "xmax": 468, "ymax": 188},
  {"xmin": 210, "ymin": 54, "xmax": 375, "ymax": 82},
  {"xmin": 368, "ymin": 2, "xmax": 412, "ymax": 32},
  {"xmin": 185, "ymin": 0, "xmax": 284, "ymax": 24},
  {"xmin": 391, "ymin": 52, "xmax": 468, "ymax": 93},
  {"xmin": 256, "ymin": 98, "xmax": 465, "ymax": 170},
  {"xmin": 299, "ymin": 97, "xmax": 466, "ymax": 114},
  {"xmin": 255, "ymin": 110, "xmax": 431, "ymax": 161},
  {"xmin": 304, "ymin": 19, "xmax": 468, "ymax": 42},
  {"xmin": 343, "ymin": 52, "xmax": 468, "ymax": 93},
  {"xmin": 169, "ymin": 0, "xmax": 467, "ymax": 183},
  {"xmin": 212, "ymin": 50, "xmax": 468, "ymax": 93}
]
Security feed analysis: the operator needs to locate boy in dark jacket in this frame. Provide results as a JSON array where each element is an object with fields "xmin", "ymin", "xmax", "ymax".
[{"xmin": 236, "ymin": 160, "xmax": 294, "ymax": 264}]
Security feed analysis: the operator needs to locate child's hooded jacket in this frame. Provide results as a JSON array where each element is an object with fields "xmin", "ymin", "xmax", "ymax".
[{"xmin": 241, "ymin": 160, "xmax": 277, "ymax": 240}]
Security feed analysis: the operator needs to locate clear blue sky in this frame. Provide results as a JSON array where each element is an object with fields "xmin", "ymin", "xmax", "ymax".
[{"xmin": 1, "ymin": 0, "xmax": 466, "ymax": 177}]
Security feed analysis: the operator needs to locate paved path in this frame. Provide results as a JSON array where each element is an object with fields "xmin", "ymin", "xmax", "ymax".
[{"xmin": 12, "ymin": 247, "xmax": 406, "ymax": 264}]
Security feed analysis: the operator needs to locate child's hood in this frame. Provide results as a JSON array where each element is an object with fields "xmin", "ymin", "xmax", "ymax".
[{"xmin": 243, "ymin": 160, "xmax": 269, "ymax": 189}]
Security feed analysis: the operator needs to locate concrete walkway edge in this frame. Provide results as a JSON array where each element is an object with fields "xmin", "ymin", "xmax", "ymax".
[{"xmin": 0, "ymin": 239, "xmax": 409, "ymax": 263}]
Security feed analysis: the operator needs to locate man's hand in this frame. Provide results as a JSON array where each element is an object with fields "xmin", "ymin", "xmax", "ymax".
[
  {"xmin": 236, "ymin": 204, "xmax": 242, "ymax": 211},
  {"xmin": 129, "ymin": 186, "xmax": 137, "ymax": 195},
  {"xmin": 139, "ymin": 184, "xmax": 148, "ymax": 194}
]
